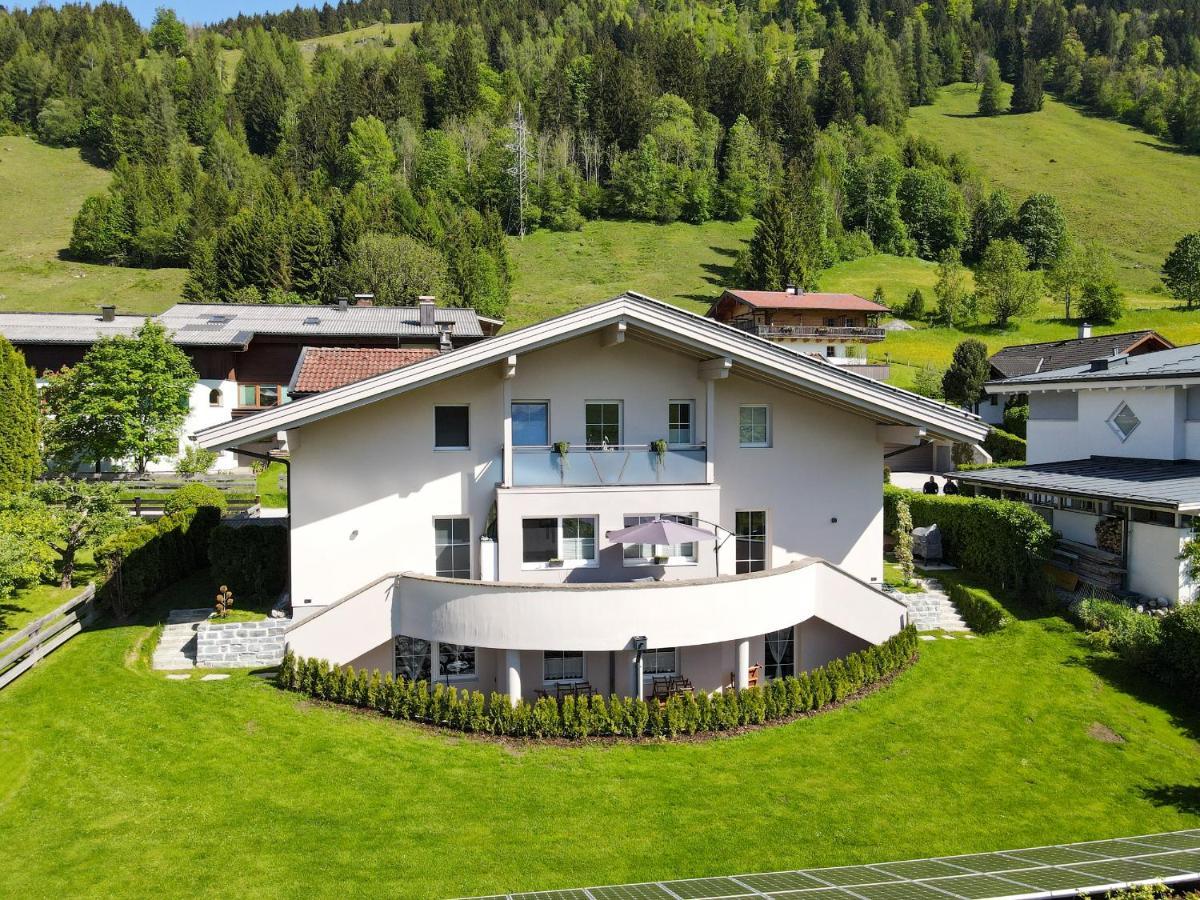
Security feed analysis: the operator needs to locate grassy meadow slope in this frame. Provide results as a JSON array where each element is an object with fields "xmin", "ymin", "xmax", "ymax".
[{"xmin": 0, "ymin": 137, "xmax": 186, "ymax": 315}]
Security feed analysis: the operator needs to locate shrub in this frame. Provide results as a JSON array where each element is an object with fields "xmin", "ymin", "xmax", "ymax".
[
  {"xmin": 164, "ymin": 482, "xmax": 227, "ymax": 517},
  {"xmin": 983, "ymin": 427, "xmax": 1026, "ymax": 463},
  {"xmin": 950, "ymin": 583, "xmax": 1011, "ymax": 633},
  {"xmin": 176, "ymin": 445, "xmax": 219, "ymax": 477},
  {"xmin": 1155, "ymin": 603, "xmax": 1200, "ymax": 689},
  {"xmin": 207, "ymin": 524, "xmax": 287, "ymax": 600},
  {"xmin": 1075, "ymin": 597, "xmax": 1163, "ymax": 669},
  {"xmin": 894, "ymin": 496, "xmax": 914, "ymax": 583},
  {"xmin": 884, "ymin": 486, "xmax": 1053, "ymax": 591},
  {"xmin": 1002, "ymin": 405, "xmax": 1028, "ymax": 439}
]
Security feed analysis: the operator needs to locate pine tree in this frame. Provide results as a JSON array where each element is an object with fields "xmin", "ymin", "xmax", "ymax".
[
  {"xmin": 289, "ymin": 199, "xmax": 333, "ymax": 299},
  {"xmin": 746, "ymin": 190, "xmax": 804, "ymax": 291},
  {"xmin": 0, "ymin": 337, "xmax": 42, "ymax": 494},
  {"xmin": 1011, "ymin": 54, "xmax": 1044, "ymax": 113},
  {"xmin": 978, "ymin": 57, "xmax": 1003, "ymax": 116}
]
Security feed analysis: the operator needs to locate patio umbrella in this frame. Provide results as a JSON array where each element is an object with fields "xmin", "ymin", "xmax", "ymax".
[{"xmin": 605, "ymin": 517, "xmax": 718, "ymax": 545}]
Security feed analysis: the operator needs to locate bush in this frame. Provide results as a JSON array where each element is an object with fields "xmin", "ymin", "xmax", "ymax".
[
  {"xmin": 1002, "ymin": 405, "xmax": 1028, "ymax": 439},
  {"xmin": 207, "ymin": 524, "xmax": 287, "ymax": 600},
  {"xmin": 163, "ymin": 482, "xmax": 227, "ymax": 517},
  {"xmin": 1157, "ymin": 603, "xmax": 1200, "ymax": 691},
  {"xmin": 1075, "ymin": 597, "xmax": 1163, "ymax": 669},
  {"xmin": 983, "ymin": 427, "xmax": 1026, "ymax": 463},
  {"xmin": 949, "ymin": 583, "xmax": 1011, "ymax": 633},
  {"xmin": 282, "ymin": 627, "xmax": 920, "ymax": 740},
  {"xmin": 884, "ymin": 486, "xmax": 1053, "ymax": 592},
  {"xmin": 176, "ymin": 445, "xmax": 218, "ymax": 477}
]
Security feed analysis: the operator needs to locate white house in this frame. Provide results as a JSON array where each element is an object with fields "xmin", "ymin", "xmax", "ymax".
[
  {"xmin": 957, "ymin": 344, "xmax": 1200, "ymax": 605},
  {"xmin": 196, "ymin": 293, "xmax": 986, "ymax": 701}
]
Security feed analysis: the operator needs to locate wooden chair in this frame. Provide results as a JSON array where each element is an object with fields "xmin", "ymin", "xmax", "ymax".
[{"xmin": 747, "ymin": 664, "xmax": 762, "ymax": 687}]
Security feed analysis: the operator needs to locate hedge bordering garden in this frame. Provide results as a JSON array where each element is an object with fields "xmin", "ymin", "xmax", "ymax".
[
  {"xmin": 278, "ymin": 626, "xmax": 920, "ymax": 740},
  {"xmin": 950, "ymin": 583, "xmax": 1011, "ymax": 634}
]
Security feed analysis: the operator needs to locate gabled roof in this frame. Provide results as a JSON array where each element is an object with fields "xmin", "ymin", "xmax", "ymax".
[
  {"xmin": 715, "ymin": 290, "xmax": 889, "ymax": 314},
  {"xmin": 196, "ymin": 292, "xmax": 986, "ymax": 451},
  {"xmin": 289, "ymin": 346, "xmax": 440, "ymax": 395},
  {"xmin": 954, "ymin": 456, "xmax": 1200, "ymax": 512},
  {"xmin": 989, "ymin": 343, "xmax": 1200, "ymax": 391},
  {"xmin": 988, "ymin": 331, "xmax": 1173, "ymax": 380}
]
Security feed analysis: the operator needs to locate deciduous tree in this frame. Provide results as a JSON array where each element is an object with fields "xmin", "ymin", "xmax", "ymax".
[
  {"xmin": 1164, "ymin": 232, "xmax": 1200, "ymax": 308},
  {"xmin": 977, "ymin": 237, "xmax": 1043, "ymax": 326},
  {"xmin": 31, "ymin": 479, "xmax": 129, "ymax": 588}
]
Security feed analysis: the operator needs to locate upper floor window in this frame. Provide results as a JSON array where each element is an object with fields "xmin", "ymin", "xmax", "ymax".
[
  {"xmin": 434, "ymin": 405, "xmax": 470, "ymax": 449},
  {"xmin": 825, "ymin": 345, "xmax": 836, "ymax": 358},
  {"xmin": 739, "ymin": 405, "xmax": 770, "ymax": 448},
  {"xmin": 736, "ymin": 510, "xmax": 767, "ymax": 574},
  {"xmin": 433, "ymin": 517, "xmax": 470, "ymax": 579},
  {"xmin": 512, "ymin": 401, "xmax": 549, "ymax": 446},
  {"xmin": 238, "ymin": 384, "xmax": 289, "ymax": 408},
  {"xmin": 585, "ymin": 401, "xmax": 622, "ymax": 448},
  {"xmin": 1107, "ymin": 402, "xmax": 1141, "ymax": 442},
  {"xmin": 208, "ymin": 388, "xmax": 222, "ymax": 407},
  {"xmin": 668, "ymin": 401, "xmax": 694, "ymax": 445}
]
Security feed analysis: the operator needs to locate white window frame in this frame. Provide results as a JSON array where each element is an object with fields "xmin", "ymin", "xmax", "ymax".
[
  {"xmin": 542, "ymin": 650, "xmax": 586, "ymax": 684},
  {"xmin": 393, "ymin": 636, "xmax": 477, "ymax": 683},
  {"xmin": 1106, "ymin": 401, "xmax": 1141, "ymax": 443},
  {"xmin": 735, "ymin": 509, "xmax": 769, "ymax": 574},
  {"xmin": 738, "ymin": 404, "xmax": 771, "ymax": 448},
  {"xmin": 432, "ymin": 516, "xmax": 471, "ymax": 579},
  {"xmin": 520, "ymin": 515, "xmax": 599, "ymax": 570},
  {"xmin": 584, "ymin": 400, "xmax": 623, "ymax": 448},
  {"xmin": 621, "ymin": 513, "xmax": 700, "ymax": 567},
  {"xmin": 667, "ymin": 400, "xmax": 695, "ymax": 446},
  {"xmin": 433, "ymin": 404, "xmax": 471, "ymax": 450},
  {"xmin": 642, "ymin": 647, "xmax": 678, "ymax": 677},
  {"xmin": 511, "ymin": 400, "xmax": 550, "ymax": 447}
]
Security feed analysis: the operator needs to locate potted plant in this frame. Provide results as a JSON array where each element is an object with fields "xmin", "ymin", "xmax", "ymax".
[
  {"xmin": 653, "ymin": 553, "xmax": 670, "ymax": 565},
  {"xmin": 547, "ymin": 557, "xmax": 564, "ymax": 567},
  {"xmin": 650, "ymin": 438, "xmax": 668, "ymax": 469},
  {"xmin": 553, "ymin": 440, "xmax": 570, "ymax": 472}
]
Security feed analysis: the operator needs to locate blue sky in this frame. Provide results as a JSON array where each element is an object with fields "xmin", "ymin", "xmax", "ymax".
[{"xmin": 12, "ymin": 1, "xmax": 306, "ymax": 27}]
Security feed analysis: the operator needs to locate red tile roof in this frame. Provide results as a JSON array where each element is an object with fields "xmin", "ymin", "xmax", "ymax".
[
  {"xmin": 720, "ymin": 289, "xmax": 889, "ymax": 313},
  {"xmin": 290, "ymin": 347, "xmax": 440, "ymax": 394}
]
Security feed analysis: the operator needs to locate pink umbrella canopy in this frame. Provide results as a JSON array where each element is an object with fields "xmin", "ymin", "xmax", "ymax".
[{"xmin": 605, "ymin": 517, "xmax": 717, "ymax": 546}]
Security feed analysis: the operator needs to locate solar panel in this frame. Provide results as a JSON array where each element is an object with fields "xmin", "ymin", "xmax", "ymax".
[{"xmin": 458, "ymin": 831, "xmax": 1200, "ymax": 900}]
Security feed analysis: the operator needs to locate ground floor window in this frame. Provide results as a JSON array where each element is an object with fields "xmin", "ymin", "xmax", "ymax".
[
  {"xmin": 394, "ymin": 636, "xmax": 475, "ymax": 682},
  {"xmin": 394, "ymin": 635, "xmax": 431, "ymax": 682},
  {"xmin": 643, "ymin": 647, "xmax": 677, "ymax": 676},
  {"xmin": 543, "ymin": 650, "xmax": 585, "ymax": 682},
  {"xmin": 622, "ymin": 513, "xmax": 698, "ymax": 564},
  {"xmin": 439, "ymin": 643, "xmax": 476, "ymax": 679},
  {"xmin": 522, "ymin": 516, "xmax": 597, "ymax": 567},
  {"xmin": 736, "ymin": 510, "xmax": 767, "ymax": 574},
  {"xmin": 764, "ymin": 627, "xmax": 795, "ymax": 679}
]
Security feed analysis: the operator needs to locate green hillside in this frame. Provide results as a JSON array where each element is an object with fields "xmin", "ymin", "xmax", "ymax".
[
  {"xmin": 909, "ymin": 83, "xmax": 1200, "ymax": 297},
  {"xmin": 220, "ymin": 22, "xmax": 420, "ymax": 79}
]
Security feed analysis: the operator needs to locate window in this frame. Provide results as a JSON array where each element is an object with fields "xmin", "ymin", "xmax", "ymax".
[
  {"xmin": 643, "ymin": 647, "xmax": 677, "ymax": 676},
  {"xmin": 543, "ymin": 650, "xmax": 585, "ymax": 682},
  {"xmin": 1129, "ymin": 507, "xmax": 1176, "ymax": 526},
  {"xmin": 1062, "ymin": 496, "xmax": 1099, "ymax": 514},
  {"xmin": 394, "ymin": 635, "xmax": 432, "ymax": 681},
  {"xmin": 739, "ymin": 405, "xmax": 770, "ymax": 448},
  {"xmin": 736, "ymin": 510, "xmax": 767, "ymax": 574},
  {"xmin": 1107, "ymin": 402, "xmax": 1141, "ymax": 442},
  {"xmin": 825, "ymin": 317, "xmax": 837, "ymax": 327},
  {"xmin": 439, "ymin": 643, "xmax": 475, "ymax": 679},
  {"xmin": 622, "ymin": 513, "xmax": 698, "ymax": 565},
  {"xmin": 585, "ymin": 401, "xmax": 622, "ymax": 448},
  {"xmin": 433, "ymin": 517, "xmax": 470, "ymax": 579},
  {"xmin": 208, "ymin": 388, "xmax": 222, "ymax": 407},
  {"xmin": 522, "ymin": 516, "xmax": 597, "ymax": 567},
  {"xmin": 765, "ymin": 627, "xmax": 795, "ymax": 679},
  {"xmin": 512, "ymin": 401, "xmax": 549, "ymax": 446},
  {"xmin": 825, "ymin": 345, "xmax": 836, "ymax": 358},
  {"xmin": 434, "ymin": 405, "xmax": 470, "ymax": 449},
  {"xmin": 668, "ymin": 401, "xmax": 694, "ymax": 446},
  {"xmin": 237, "ymin": 384, "xmax": 289, "ymax": 408}
]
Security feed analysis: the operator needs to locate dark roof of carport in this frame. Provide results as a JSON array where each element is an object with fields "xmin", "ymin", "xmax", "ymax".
[{"xmin": 953, "ymin": 456, "xmax": 1200, "ymax": 510}]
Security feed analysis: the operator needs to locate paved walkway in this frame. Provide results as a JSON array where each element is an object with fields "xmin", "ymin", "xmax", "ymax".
[
  {"xmin": 151, "ymin": 608, "xmax": 209, "ymax": 671},
  {"xmin": 903, "ymin": 576, "xmax": 969, "ymax": 632},
  {"xmin": 462, "ymin": 830, "xmax": 1200, "ymax": 900}
]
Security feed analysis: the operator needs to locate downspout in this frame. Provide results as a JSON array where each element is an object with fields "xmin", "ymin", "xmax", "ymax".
[{"xmin": 235, "ymin": 448, "xmax": 292, "ymax": 611}]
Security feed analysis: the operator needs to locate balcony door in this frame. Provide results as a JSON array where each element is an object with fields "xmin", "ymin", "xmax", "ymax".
[{"xmin": 585, "ymin": 401, "xmax": 622, "ymax": 449}]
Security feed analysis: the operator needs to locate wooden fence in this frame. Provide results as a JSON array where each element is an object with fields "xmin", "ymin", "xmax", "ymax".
[{"xmin": 0, "ymin": 585, "xmax": 98, "ymax": 691}]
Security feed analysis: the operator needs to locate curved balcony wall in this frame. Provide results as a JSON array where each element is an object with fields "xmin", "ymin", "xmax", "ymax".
[{"xmin": 286, "ymin": 560, "xmax": 908, "ymax": 667}]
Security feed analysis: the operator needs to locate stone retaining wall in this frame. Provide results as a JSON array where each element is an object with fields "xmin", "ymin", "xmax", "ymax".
[{"xmin": 196, "ymin": 619, "xmax": 287, "ymax": 668}]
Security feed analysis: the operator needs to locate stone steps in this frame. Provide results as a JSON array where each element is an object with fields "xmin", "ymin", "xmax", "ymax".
[
  {"xmin": 902, "ymin": 578, "xmax": 971, "ymax": 633},
  {"xmin": 151, "ymin": 609, "xmax": 211, "ymax": 671}
]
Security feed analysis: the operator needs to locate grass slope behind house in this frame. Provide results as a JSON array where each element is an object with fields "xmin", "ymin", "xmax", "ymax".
[
  {"xmin": 0, "ymin": 136, "xmax": 187, "ymax": 316},
  {"xmin": 0, "ymin": 582, "xmax": 1197, "ymax": 897},
  {"xmin": 218, "ymin": 22, "xmax": 421, "ymax": 79},
  {"xmin": 910, "ymin": 82, "xmax": 1200, "ymax": 296}
]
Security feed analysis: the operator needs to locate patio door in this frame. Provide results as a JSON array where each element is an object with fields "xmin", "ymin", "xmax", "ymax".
[{"xmin": 764, "ymin": 627, "xmax": 794, "ymax": 679}]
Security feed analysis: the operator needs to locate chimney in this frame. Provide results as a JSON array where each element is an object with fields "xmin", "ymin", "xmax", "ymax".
[
  {"xmin": 1078, "ymin": 322, "xmax": 1092, "ymax": 339},
  {"xmin": 419, "ymin": 296, "xmax": 436, "ymax": 328},
  {"xmin": 785, "ymin": 283, "xmax": 798, "ymax": 296},
  {"xmin": 353, "ymin": 293, "xmax": 374, "ymax": 307},
  {"xmin": 1089, "ymin": 352, "xmax": 1128, "ymax": 372},
  {"xmin": 100, "ymin": 304, "xmax": 115, "ymax": 323},
  {"xmin": 438, "ymin": 322, "xmax": 454, "ymax": 352},
  {"xmin": 335, "ymin": 297, "xmax": 349, "ymax": 311}
]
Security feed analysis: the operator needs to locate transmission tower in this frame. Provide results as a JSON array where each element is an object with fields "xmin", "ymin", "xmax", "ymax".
[{"xmin": 506, "ymin": 102, "xmax": 529, "ymax": 238}]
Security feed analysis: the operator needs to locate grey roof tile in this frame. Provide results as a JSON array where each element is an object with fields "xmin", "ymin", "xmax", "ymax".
[
  {"xmin": 988, "ymin": 331, "xmax": 1170, "ymax": 379},
  {"xmin": 994, "ymin": 343, "xmax": 1200, "ymax": 386}
]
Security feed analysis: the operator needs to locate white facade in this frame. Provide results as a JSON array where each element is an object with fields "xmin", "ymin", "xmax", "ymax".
[{"xmin": 200, "ymin": 294, "xmax": 986, "ymax": 698}]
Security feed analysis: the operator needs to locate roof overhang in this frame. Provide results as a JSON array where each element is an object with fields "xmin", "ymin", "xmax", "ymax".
[
  {"xmin": 987, "ymin": 375, "xmax": 1200, "ymax": 394},
  {"xmin": 196, "ymin": 293, "xmax": 987, "ymax": 451},
  {"xmin": 955, "ymin": 462, "xmax": 1200, "ymax": 513}
]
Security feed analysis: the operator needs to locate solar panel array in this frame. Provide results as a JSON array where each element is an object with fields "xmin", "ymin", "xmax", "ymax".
[{"xmin": 462, "ymin": 830, "xmax": 1200, "ymax": 900}]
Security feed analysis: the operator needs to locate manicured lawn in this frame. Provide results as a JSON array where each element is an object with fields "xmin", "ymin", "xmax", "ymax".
[
  {"xmin": 0, "ymin": 553, "xmax": 98, "ymax": 641},
  {"xmin": 883, "ymin": 556, "xmax": 923, "ymax": 594},
  {"xmin": 0, "ymin": 586, "xmax": 1196, "ymax": 898},
  {"xmin": 0, "ymin": 136, "xmax": 187, "ymax": 316},
  {"xmin": 256, "ymin": 462, "xmax": 289, "ymax": 509}
]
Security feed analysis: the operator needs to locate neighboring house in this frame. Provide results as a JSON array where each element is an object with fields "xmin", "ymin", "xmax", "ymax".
[
  {"xmin": 289, "ymin": 347, "xmax": 441, "ymax": 398},
  {"xmin": 978, "ymin": 325, "xmax": 1174, "ymax": 426},
  {"xmin": 707, "ymin": 287, "xmax": 890, "ymax": 380},
  {"xmin": 196, "ymin": 292, "xmax": 986, "ymax": 702},
  {"xmin": 0, "ymin": 298, "xmax": 496, "ymax": 472},
  {"xmin": 956, "ymin": 343, "xmax": 1200, "ymax": 605}
]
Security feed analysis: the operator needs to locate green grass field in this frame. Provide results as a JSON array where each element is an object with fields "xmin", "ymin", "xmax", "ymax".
[
  {"xmin": 219, "ymin": 22, "xmax": 421, "ymax": 80},
  {"xmin": 0, "ymin": 136, "xmax": 187, "ymax": 316},
  {"xmin": 0, "ymin": 580, "xmax": 1197, "ymax": 897}
]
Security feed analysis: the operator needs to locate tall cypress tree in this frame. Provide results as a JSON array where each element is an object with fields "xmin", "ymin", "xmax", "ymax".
[
  {"xmin": 745, "ymin": 189, "xmax": 804, "ymax": 291},
  {"xmin": 0, "ymin": 337, "xmax": 43, "ymax": 494}
]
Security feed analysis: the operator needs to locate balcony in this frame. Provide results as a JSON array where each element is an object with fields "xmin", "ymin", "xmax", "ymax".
[
  {"xmin": 511, "ymin": 444, "xmax": 707, "ymax": 487},
  {"xmin": 736, "ymin": 323, "xmax": 886, "ymax": 342}
]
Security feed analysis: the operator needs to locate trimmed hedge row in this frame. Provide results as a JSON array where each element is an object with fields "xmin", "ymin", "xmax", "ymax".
[
  {"xmin": 949, "ymin": 583, "xmax": 1011, "ymax": 633},
  {"xmin": 954, "ymin": 460, "xmax": 1028, "ymax": 472},
  {"xmin": 884, "ymin": 486, "xmax": 1053, "ymax": 592},
  {"xmin": 97, "ymin": 504, "xmax": 221, "ymax": 617},
  {"xmin": 278, "ymin": 626, "xmax": 919, "ymax": 739},
  {"xmin": 983, "ymin": 427, "xmax": 1026, "ymax": 463},
  {"xmin": 208, "ymin": 524, "xmax": 287, "ymax": 600}
]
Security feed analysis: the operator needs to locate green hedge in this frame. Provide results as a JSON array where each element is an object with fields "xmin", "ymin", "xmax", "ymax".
[
  {"xmin": 279, "ymin": 626, "xmax": 920, "ymax": 740},
  {"xmin": 208, "ymin": 524, "xmax": 288, "ymax": 600},
  {"xmin": 884, "ymin": 486, "xmax": 1053, "ymax": 592},
  {"xmin": 949, "ymin": 583, "xmax": 1011, "ymax": 633},
  {"xmin": 1003, "ymin": 405, "xmax": 1028, "ymax": 439},
  {"xmin": 96, "ymin": 504, "xmax": 220, "ymax": 617},
  {"xmin": 1158, "ymin": 602, "xmax": 1200, "ymax": 692},
  {"xmin": 954, "ymin": 460, "xmax": 1028, "ymax": 472},
  {"xmin": 983, "ymin": 427, "xmax": 1026, "ymax": 463}
]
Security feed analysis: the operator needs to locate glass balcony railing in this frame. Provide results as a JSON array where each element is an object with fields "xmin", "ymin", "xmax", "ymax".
[{"xmin": 511, "ymin": 444, "xmax": 707, "ymax": 487}]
